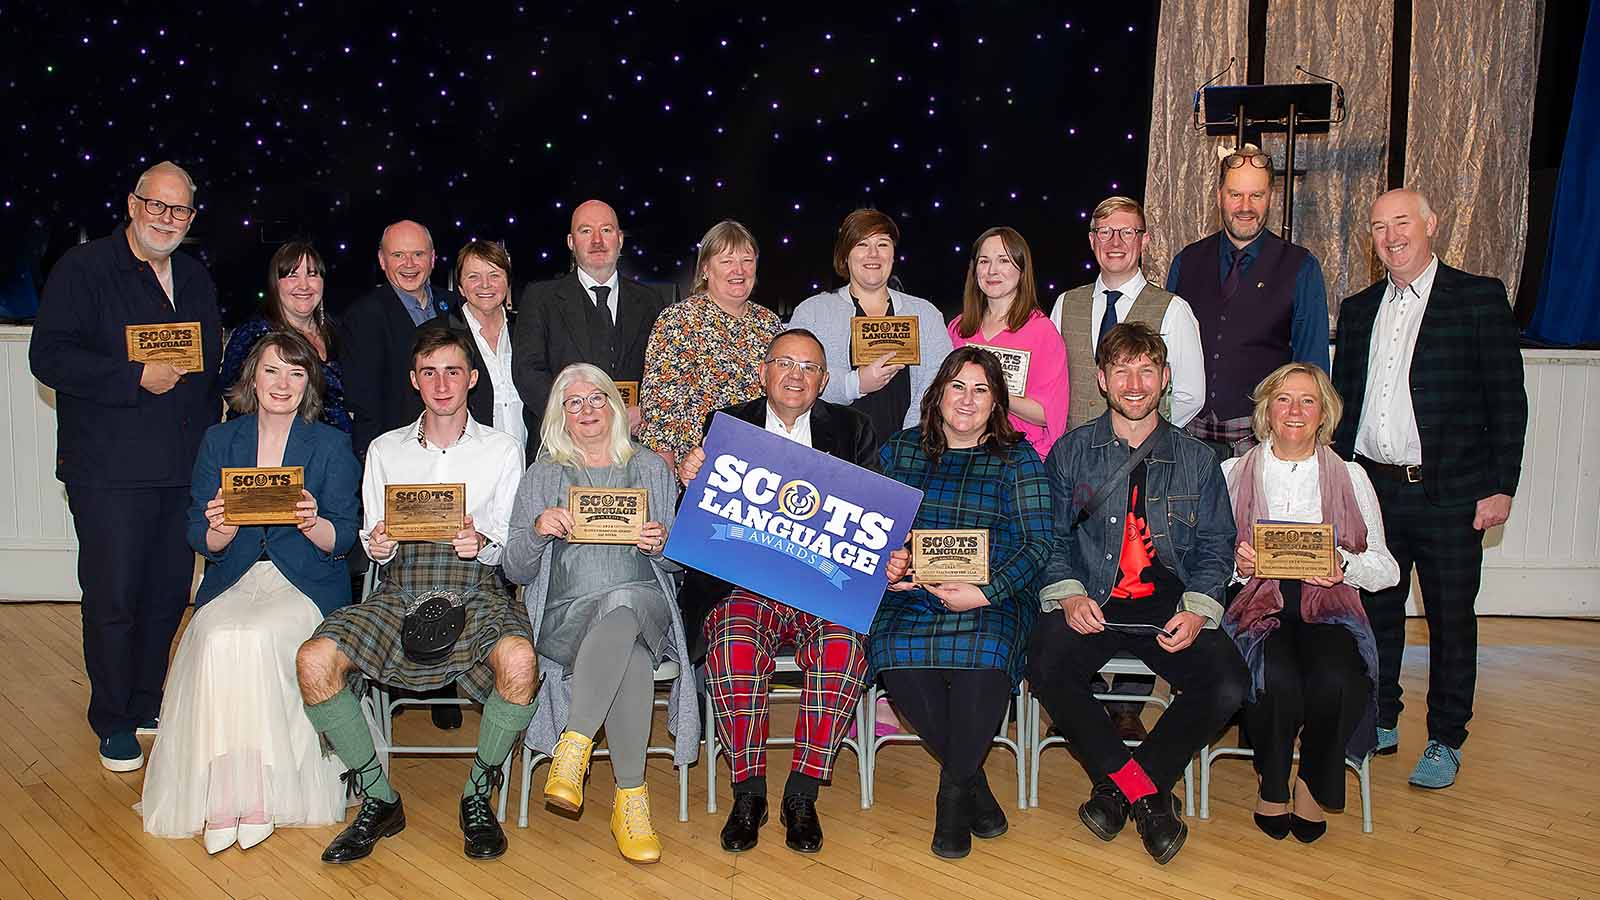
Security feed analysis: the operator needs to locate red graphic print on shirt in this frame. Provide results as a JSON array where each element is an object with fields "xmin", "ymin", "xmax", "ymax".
[{"xmin": 1112, "ymin": 482, "xmax": 1158, "ymax": 600}]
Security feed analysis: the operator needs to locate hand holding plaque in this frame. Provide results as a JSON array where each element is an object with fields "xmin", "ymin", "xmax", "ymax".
[
  {"xmin": 568, "ymin": 487, "xmax": 648, "ymax": 544},
  {"xmin": 909, "ymin": 529, "xmax": 990, "ymax": 585},
  {"xmin": 384, "ymin": 483, "xmax": 467, "ymax": 542},
  {"xmin": 1251, "ymin": 522, "xmax": 1337, "ymax": 579},
  {"xmin": 222, "ymin": 467, "xmax": 306, "ymax": 526}
]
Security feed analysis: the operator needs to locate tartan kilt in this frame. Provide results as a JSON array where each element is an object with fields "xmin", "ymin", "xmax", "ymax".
[{"xmin": 312, "ymin": 542, "xmax": 532, "ymax": 702}]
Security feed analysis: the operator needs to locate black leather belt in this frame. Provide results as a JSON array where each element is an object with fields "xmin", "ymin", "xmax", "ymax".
[{"xmin": 1358, "ymin": 456, "xmax": 1422, "ymax": 484}]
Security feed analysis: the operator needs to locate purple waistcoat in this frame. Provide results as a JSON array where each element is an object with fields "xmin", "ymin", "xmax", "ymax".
[{"xmin": 1174, "ymin": 231, "xmax": 1308, "ymax": 421}]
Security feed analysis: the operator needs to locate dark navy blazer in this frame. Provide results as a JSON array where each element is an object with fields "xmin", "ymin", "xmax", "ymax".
[{"xmin": 186, "ymin": 414, "xmax": 362, "ymax": 617}]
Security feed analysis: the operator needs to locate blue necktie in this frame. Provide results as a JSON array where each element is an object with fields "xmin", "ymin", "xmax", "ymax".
[{"xmin": 1097, "ymin": 290, "xmax": 1123, "ymax": 348}]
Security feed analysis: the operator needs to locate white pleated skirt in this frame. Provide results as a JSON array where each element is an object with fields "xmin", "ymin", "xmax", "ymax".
[{"xmin": 139, "ymin": 561, "xmax": 346, "ymax": 838}]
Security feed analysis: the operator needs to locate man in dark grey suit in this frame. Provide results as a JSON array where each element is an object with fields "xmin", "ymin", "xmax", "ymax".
[{"xmin": 512, "ymin": 199, "xmax": 668, "ymax": 456}]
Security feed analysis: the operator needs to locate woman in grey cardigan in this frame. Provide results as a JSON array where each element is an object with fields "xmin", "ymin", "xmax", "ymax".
[
  {"xmin": 501, "ymin": 363, "xmax": 696, "ymax": 865},
  {"xmin": 788, "ymin": 209, "xmax": 954, "ymax": 447}
]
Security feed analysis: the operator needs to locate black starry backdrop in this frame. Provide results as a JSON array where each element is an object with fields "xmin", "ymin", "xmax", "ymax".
[{"xmin": 2, "ymin": 1, "xmax": 1160, "ymax": 324}]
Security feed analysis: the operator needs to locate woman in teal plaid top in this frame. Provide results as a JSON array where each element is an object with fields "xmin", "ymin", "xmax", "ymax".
[{"xmin": 868, "ymin": 346, "xmax": 1053, "ymax": 860}]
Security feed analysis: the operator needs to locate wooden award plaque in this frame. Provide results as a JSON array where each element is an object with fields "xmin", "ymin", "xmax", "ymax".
[
  {"xmin": 126, "ymin": 321, "xmax": 204, "ymax": 372},
  {"xmin": 909, "ymin": 529, "xmax": 990, "ymax": 585},
  {"xmin": 567, "ymin": 487, "xmax": 649, "ymax": 544},
  {"xmin": 849, "ymin": 316, "xmax": 921, "ymax": 366},
  {"xmin": 221, "ymin": 466, "xmax": 305, "ymax": 526},
  {"xmin": 614, "ymin": 381, "xmax": 640, "ymax": 408},
  {"xmin": 384, "ymin": 483, "xmax": 467, "ymax": 542},
  {"xmin": 979, "ymin": 346, "xmax": 1032, "ymax": 396},
  {"xmin": 1252, "ymin": 522, "xmax": 1338, "ymax": 579}
]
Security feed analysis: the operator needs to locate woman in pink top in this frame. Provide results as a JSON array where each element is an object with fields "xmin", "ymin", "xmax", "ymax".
[{"xmin": 947, "ymin": 227, "xmax": 1070, "ymax": 458}]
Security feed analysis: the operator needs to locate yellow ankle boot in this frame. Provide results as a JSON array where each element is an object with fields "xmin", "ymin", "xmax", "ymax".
[
  {"xmin": 610, "ymin": 784, "xmax": 662, "ymax": 863},
  {"xmin": 544, "ymin": 731, "xmax": 594, "ymax": 811}
]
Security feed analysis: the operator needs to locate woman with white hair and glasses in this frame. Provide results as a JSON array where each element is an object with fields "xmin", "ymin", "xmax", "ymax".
[{"xmin": 502, "ymin": 364, "xmax": 697, "ymax": 864}]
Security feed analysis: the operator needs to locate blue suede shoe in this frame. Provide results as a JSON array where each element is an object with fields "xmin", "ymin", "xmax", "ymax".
[
  {"xmin": 99, "ymin": 732, "xmax": 144, "ymax": 773},
  {"xmin": 1408, "ymin": 740, "xmax": 1461, "ymax": 789},
  {"xmin": 1376, "ymin": 726, "xmax": 1399, "ymax": 756}
]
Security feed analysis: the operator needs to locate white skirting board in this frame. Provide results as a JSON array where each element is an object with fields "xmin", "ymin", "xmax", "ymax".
[{"xmin": 2, "ymin": 327, "xmax": 1595, "ymax": 616}]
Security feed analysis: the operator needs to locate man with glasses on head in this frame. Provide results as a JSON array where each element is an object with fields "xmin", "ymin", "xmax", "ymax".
[
  {"xmin": 674, "ymin": 329, "xmax": 899, "ymax": 855},
  {"xmin": 1049, "ymin": 197, "xmax": 1207, "ymax": 741},
  {"xmin": 30, "ymin": 161, "xmax": 222, "ymax": 772},
  {"xmin": 1166, "ymin": 144, "xmax": 1330, "ymax": 461}
]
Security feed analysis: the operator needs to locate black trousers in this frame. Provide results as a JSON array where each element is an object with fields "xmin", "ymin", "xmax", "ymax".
[
  {"xmin": 65, "ymin": 484, "xmax": 194, "ymax": 738},
  {"xmin": 1029, "ymin": 612, "xmax": 1248, "ymax": 793},
  {"xmin": 880, "ymin": 668, "xmax": 1011, "ymax": 786},
  {"xmin": 1242, "ymin": 582, "xmax": 1369, "ymax": 810},
  {"xmin": 1360, "ymin": 464, "xmax": 1482, "ymax": 748}
]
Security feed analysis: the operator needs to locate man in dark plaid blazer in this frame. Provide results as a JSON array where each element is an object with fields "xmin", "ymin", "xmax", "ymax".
[{"xmin": 1332, "ymin": 189, "xmax": 1528, "ymax": 790}]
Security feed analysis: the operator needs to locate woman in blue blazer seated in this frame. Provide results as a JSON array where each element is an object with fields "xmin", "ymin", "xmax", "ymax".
[{"xmin": 141, "ymin": 331, "xmax": 361, "ymax": 855}]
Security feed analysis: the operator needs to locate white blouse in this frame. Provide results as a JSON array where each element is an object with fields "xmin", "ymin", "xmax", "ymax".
[
  {"xmin": 462, "ymin": 306, "xmax": 526, "ymax": 447},
  {"xmin": 1221, "ymin": 442, "xmax": 1401, "ymax": 592}
]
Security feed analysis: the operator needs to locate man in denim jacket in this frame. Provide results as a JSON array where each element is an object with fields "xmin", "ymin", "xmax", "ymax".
[{"xmin": 1028, "ymin": 323, "xmax": 1247, "ymax": 865}]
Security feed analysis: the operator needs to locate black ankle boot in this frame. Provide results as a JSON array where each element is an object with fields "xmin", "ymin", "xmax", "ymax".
[
  {"xmin": 967, "ymin": 770, "xmax": 1007, "ymax": 838},
  {"xmin": 931, "ymin": 782, "xmax": 972, "ymax": 859}
]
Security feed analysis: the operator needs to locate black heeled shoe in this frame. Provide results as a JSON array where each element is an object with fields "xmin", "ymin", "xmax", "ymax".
[
  {"xmin": 1253, "ymin": 812, "xmax": 1291, "ymax": 840},
  {"xmin": 1289, "ymin": 814, "xmax": 1327, "ymax": 843}
]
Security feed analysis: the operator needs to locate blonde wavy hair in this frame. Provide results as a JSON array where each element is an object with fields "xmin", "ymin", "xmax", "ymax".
[
  {"xmin": 538, "ymin": 363, "xmax": 636, "ymax": 467},
  {"xmin": 1249, "ymin": 362, "xmax": 1343, "ymax": 447}
]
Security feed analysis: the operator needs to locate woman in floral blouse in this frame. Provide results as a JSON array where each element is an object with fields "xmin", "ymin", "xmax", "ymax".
[{"xmin": 636, "ymin": 220, "xmax": 781, "ymax": 467}]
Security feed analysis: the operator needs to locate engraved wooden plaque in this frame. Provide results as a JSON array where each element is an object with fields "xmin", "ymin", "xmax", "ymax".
[
  {"xmin": 614, "ymin": 381, "xmax": 640, "ymax": 408},
  {"xmin": 849, "ymin": 316, "xmax": 921, "ymax": 366},
  {"xmin": 384, "ymin": 483, "xmax": 467, "ymax": 542},
  {"xmin": 568, "ymin": 487, "xmax": 649, "ymax": 544},
  {"xmin": 979, "ymin": 346, "xmax": 1032, "ymax": 396},
  {"xmin": 221, "ymin": 466, "xmax": 304, "ymax": 526},
  {"xmin": 909, "ymin": 528, "xmax": 990, "ymax": 585},
  {"xmin": 1253, "ymin": 522, "xmax": 1338, "ymax": 579},
  {"xmin": 126, "ymin": 321, "xmax": 204, "ymax": 372}
]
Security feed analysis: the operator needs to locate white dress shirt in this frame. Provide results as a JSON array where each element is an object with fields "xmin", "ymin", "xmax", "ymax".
[
  {"xmin": 1221, "ymin": 443, "xmax": 1401, "ymax": 592},
  {"xmin": 576, "ymin": 268, "xmax": 622, "ymax": 325},
  {"xmin": 764, "ymin": 403, "xmax": 814, "ymax": 447},
  {"xmin": 362, "ymin": 414, "xmax": 526, "ymax": 565},
  {"xmin": 1050, "ymin": 271, "xmax": 1206, "ymax": 427},
  {"xmin": 461, "ymin": 305, "xmax": 527, "ymax": 447},
  {"xmin": 1355, "ymin": 255, "xmax": 1439, "ymax": 466}
]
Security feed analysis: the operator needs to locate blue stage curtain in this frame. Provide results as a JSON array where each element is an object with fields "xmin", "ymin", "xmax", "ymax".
[{"xmin": 1527, "ymin": 0, "xmax": 1600, "ymax": 345}]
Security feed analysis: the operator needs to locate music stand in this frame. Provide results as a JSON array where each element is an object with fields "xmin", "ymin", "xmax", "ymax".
[{"xmin": 1199, "ymin": 83, "xmax": 1336, "ymax": 242}]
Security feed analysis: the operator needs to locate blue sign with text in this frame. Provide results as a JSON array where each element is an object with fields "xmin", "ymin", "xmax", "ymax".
[{"xmin": 665, "ymin": 413, "xmax": 923, "ymax": 634}]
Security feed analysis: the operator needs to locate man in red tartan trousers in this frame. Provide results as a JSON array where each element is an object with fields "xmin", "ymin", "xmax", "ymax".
[{"xmin": 676, "ymin": 329, "xmax": 910, "ymax": 855}]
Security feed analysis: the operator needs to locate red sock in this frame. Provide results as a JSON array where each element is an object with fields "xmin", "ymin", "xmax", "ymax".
[{"xmin": 1109, "ymin": 760, "xmax": 1157, "ymax": 804}]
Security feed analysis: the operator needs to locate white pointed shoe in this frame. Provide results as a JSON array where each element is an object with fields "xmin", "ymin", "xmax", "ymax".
[
  {"xmin": 237, "ymin": 821, "xmax": 274, "ymax": 850},
  {"xmin": 203, "ymin": 824, "xmax": 238, "ymax": 855}
]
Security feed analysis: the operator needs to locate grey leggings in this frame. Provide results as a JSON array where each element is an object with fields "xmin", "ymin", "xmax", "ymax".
[{"xmin": 565, "ymin": 608, "xmax": 655, "ymax": 789}]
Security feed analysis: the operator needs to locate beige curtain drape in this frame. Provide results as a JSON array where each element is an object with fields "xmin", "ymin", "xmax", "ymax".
[
  {"xmin": 1406, "ymin": 0, "xmax": 1544, "ymax": 301},
  {"xmin": 1263, "ymin": 1, "xmax": 1394, "ymax": 317},
  {"xmin": 1143, "ymin": 0, "xmax": 1251, "ymax": 285}
]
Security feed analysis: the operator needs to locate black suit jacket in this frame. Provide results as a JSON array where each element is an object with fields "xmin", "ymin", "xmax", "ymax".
[
  {"xmin": 511, "ymin": 272, "xmax": 668, "ymax": 455},
  {"xmin": 339, "ymin": 283, "xmax": 462, "ymax": 458},
  {"xmin": 1331, "ymin": 262, "xmax": 1527, "ymax": 505},
  {"xmin": 677, "ymin": 396, "xmax": 879, "ymax": 659},
  {"xmin": 420, "ymin": 307, "xmax": 534, "ymax": 457},
  {"xmin": 29, "ymin": 231, "xmax": 222, "ymax": 487}
]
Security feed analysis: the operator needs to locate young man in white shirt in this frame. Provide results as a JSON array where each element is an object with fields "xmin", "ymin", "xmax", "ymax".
[{"xmin": 296, "ymin": 328, "xmax": 534, "ymax": 863}]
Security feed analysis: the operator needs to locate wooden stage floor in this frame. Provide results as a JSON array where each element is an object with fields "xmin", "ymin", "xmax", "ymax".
[{"xmin": 0, "ymin": 604, "xmax": 1595, "ymax": 899}]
